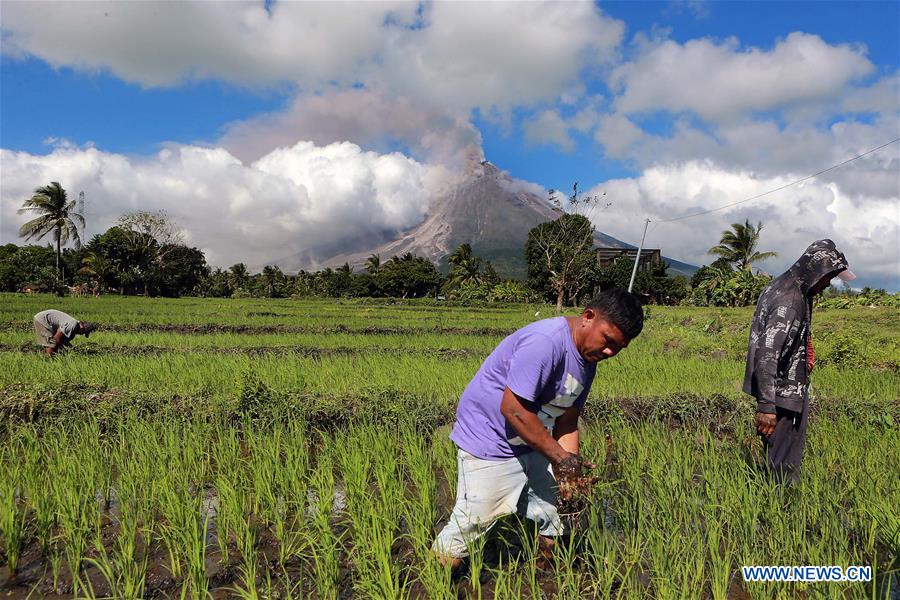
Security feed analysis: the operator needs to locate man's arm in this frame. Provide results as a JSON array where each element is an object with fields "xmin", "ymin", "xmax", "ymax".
[
  {"xmin": 44, "ymin": 330, "xmax": 66, "ymax": 356},
  {"xmin": 553, "ymin": 406, "xmax": 580, "ymax": 455},
  {"xmin": 499, "ymin": 387, "xmax": 593, "ymax": 483},
  {"xmin": 500, "ymin": 386, "xmax": 570, "ymax": 465}
]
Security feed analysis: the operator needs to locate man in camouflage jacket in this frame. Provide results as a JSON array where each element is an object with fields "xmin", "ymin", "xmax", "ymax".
[{"xmin": 743, "ymin": 239, "xmax": 855, "ymax": 482}]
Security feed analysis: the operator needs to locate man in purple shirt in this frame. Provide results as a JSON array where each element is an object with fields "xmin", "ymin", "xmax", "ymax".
[{"xmin": 433, "ymin": 288, "xmax": 644, "ymax": 569}]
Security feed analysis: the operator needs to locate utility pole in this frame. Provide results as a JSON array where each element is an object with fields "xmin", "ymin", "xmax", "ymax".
[{"xmin": 628, "ymin": 218, "xmax": 650, "ymax": 293}]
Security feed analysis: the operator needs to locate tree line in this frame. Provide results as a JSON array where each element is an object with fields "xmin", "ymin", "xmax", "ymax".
[{"xmin": 9, "ymin": 180, "xmax": 888, "ymax": 308}]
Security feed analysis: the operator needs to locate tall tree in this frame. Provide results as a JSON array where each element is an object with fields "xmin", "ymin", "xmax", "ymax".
[
  {"xmin": 525, "ymin": 183, "xmax": 599, "ymax": 313},
  {"xmin": 708, "ymin": 220, "xmax": 777, "ymax": 271},
  {"xmin": 260, "ymin": 265, "xmax": 283, "ymax": 298},
  {"xmin": 446, "ymin": 243, "xmax": 484, "ymax": 288},
  {"xmin": 228, "ymin": 263, "xmax": 250, "ymax": 291},
  {"xmin": 365, "ymin": 254, "xmax": 381, "ymax": 275},
  {"xmin": 78, "ymin": 251, "xmax": 113, "ymax": 293},
  {"xmin": 17, "ymin": 182, "xmax": 85, "ymax": 277},
  {"xmin": 377, "ymin": 253, "xmax": 442, "ymax": 298},
  {"xmin": 117, "ymin": 210, "xmax": 184, "ymax": 294}
]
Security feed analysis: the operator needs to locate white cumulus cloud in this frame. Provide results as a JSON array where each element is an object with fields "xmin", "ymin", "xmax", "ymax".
[
  {"xmin": 0, "ymin": 1, "xmax": 624, "ymax": 116},
  {"xmin": 584, "ymin": 161, "xmax": 899, "ymax": 289},
  {"xmin": 610, "ymin": 32, "xmax": 875, "ymax": 121},
  {"xmin": 1, "ymin": 141, "xmax": 434, "ymax": 270},
  {"xmin": 523, "ymin": 110, "xmax": 575, "ymax": 152},
  {"xmin": 0, "ymin": 1, "xmax": 417, "ymax": 88}
]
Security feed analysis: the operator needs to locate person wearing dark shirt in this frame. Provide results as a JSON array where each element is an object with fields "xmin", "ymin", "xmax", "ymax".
[{"xmin": 743, "ymin": 239, "xmax": 855, "ymax": 482}]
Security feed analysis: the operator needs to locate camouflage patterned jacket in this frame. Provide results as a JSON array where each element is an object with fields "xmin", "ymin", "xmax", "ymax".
[{"xmin": 743, "ymin": 239, "xmax": 851, "ymax": 414}]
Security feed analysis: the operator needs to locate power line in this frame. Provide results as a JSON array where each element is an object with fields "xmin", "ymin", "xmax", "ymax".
[{"xmin": 652, "ymin": 137, "xmax": 900, "ymax": 224}]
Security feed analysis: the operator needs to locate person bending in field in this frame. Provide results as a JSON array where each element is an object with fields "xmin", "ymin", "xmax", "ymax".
[
  {"xmin": 33, "ymin": 309, "xmax": 97, "ymax": 357},
  {"xmin": 432, "ymin": 288, "xmax": 644, "ymax": 569},
  {"xmin": 744, "ymin": 239, "xmax": 855, "ymax": 483}
]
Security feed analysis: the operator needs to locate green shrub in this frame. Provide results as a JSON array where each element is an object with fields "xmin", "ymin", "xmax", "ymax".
[
  {"xmin": 489, "ymin": 280, "xmax": 540, "ymax": 303},
  {"xmin": 819, "ymin": 334, "xmax": 865, "ymax": 368},
  {"xmin": 235, "ymin": 368, "xmax": 282, "ymax": 421}
]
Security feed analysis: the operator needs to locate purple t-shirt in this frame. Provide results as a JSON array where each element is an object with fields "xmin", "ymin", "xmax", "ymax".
[{"xmin": 450, "ymin": 317, "xmax": 596, "ymax": 460}]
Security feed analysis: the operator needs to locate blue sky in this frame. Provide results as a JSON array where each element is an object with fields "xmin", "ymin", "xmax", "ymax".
[{"xmin": 1, "ymin": 1, "xmax": 897, "ymax": 288}]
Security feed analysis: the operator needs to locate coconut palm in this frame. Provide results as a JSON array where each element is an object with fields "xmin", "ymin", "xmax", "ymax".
[
  {"xmin": 260, "ymin": 265, "xmax": 282, "ymax": 298},
  {"xmin": 365, "ymin": 254, "xmax": 381, "ymax": 275},
  {"xmin": 228, "ymin": 263, "xmax": 250, "ymax": 291},
  {"xmin": 18, "ymin": 182, "xmax": 84, "ymax": 277},
  {"xmin": 709, "ymin": 220, "xmax": 777, "ymax": 271},
  {"xmin": 446, "ymin": 243, "xmax": 483, "ymax": 287},
  {"xmin": 78, "ymin": 251, "xmax": 113, "ymax": 293}
]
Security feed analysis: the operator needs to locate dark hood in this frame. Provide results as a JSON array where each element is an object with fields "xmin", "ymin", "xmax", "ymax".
[{"xmin": 787, "ymin": 239, "xmax": 851, "ymax": 296}]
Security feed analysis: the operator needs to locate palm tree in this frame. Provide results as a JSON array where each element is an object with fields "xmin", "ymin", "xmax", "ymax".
[
  {"xmin": 18, "ymin": 182, "xmax": 85, "ymax": 277},
  {"xmin": 365, "ymin": 254, "xmax": 381, "ymax": 275},
  {"xmin": 228, "ymin": 263, "xmax": 250, "ymax": 291},
  {"xmin": 447, "ymin": 243, "xmax": 483, "ymax": 287},
  {"xmin": 709, "ymin": 220, "xmax": 777, "ymax": 271},
  {"xmin": 78, "ymin": 251, "xmax": 113, "ymax": 294},
  {"xmin": 261, "ymin": 265, "xmax": 282, "ymax": 298}
]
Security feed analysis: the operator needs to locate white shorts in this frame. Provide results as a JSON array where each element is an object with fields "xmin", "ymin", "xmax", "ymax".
[{"xmin": 432, "ymin": 448, "xmax": 563, "ymax": 559}]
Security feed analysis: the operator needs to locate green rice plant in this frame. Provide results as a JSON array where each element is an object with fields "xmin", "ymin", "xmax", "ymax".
[
  {"xmin": 84, "ymin": 531, "xmax": 147, "ymax": 600},
  {"xmin": 155, "ymin": 422, "xmax": 212, "ymax": 599},
  {"xmin": 489, "ymin": 557, "xmax": 527, "ymax": 600},
  {"xmin": 271, "ymin": 421, "xmax": 309, "ymax": 566},
  {"xmin": 369, "ymin": 428, "xmax": 406, "ymax": 524},
  {"xmin": 415, "ymin": 551, "xmax": 455, "ymax": 599},
  {"xmin": 551, "ymin": 530, "xmax": 584, "ymax": 599},
  {"xmin": 338, "ymin": 427, "xmax": 409, "ymax": 598},
  {"xmin": 47, "ymin": 546, "xmax": 64, "ymax": 594},
  {"xmin": 351, "ymin": 506, "xmax": 409, "ymax": 599},
  {"xmin": 305, "ymin": 447, "xmax": 341, "ymax": 600},
  {"xmin": 228, "ymin": 562, "xmax": 261, "ymax": 600},
  {"xmin": 615, "ymin": 531, "xmax": 648, "ymax": 598},
  {"xmin": 0, "ymin": 441, "xmax": 27, "ymax": 578},
  {"xmin": 91, "ymin": 420, "xmax": 158, "ymax": 600},
  {"xmin": 211, "ymin": 422, "xmax": 242, "ymax": 567},
  {"xmin": 705, "ymin": 513, "xmax": 735, "ymax": 600},
  {"xmin": 400, "ymin": 430, "xmax": 437, "ymax": 545},
  {"xmin": 46, "ymin": 424, "xmax": 102, "ymax": 595},
  {"xmin": 461, "ymin": 526, "xmax": 489, "ymax": 600},
  {"xmin": 20, "ymin": 427, "xmax": 57, "ymax": 554},
  {"xmin": 582, "ymin": 509, "xmax": 620, "ymax": 598},
  {"xmin": 509, "ymin": 520, "xmax": 544, "ymax": 600},
  {"xmin": 157, "ymin": 480, "xmax": 210, "ymax": 599},
  {"xmin": 431, "ymin": 430, "xmax": 458, "ymax": 498}
]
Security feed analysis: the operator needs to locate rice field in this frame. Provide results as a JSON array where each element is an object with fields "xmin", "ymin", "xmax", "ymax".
[{"xmin": 0, "ymin": 293, "xmax": 898, "ymax": 598}]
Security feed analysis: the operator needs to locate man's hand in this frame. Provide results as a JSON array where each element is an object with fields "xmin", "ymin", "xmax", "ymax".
[
  {"xmin": 553, "ymin": 453, "xmax": 600, "ymax": 502},
  {"xmin": 755, "ymin": 411, "xmax": 777, "ymax": 437},
  {"xmin": 553, "ymin": 452, "xmax": 594, "ymax": 479}
]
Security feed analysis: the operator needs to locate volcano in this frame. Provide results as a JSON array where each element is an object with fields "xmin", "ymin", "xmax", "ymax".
[{"xmin": 322, "ymin": 161, "xmax": 640, "ymax": 278}]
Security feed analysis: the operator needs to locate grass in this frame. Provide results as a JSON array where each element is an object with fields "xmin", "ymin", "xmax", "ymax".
[{"xmin": 0, "ymin": 293, "xmax": 897, "ymax": 598}]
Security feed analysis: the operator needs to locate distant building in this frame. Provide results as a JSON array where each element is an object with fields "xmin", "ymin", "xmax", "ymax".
[{"xmin": 596, "ymin": 247, "xmax": 662, "ymax": 273}]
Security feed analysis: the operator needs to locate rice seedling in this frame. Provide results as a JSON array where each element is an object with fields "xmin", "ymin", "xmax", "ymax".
[
  {"xmin": 304, "ymin": 446, "xmax": 341, "ymax": 600},
  {"xmin": 45, "ymin": 424, "xmax": 102, "ymax": 596},
  {"xmin": 155, "ymin": 422, "xmax": 212, "ymax": 599},
  {"xmin": 0, "ymin": 296, "xmax": 897, "ymax": 598},
  {"xmin": 21, "ymin": 428, "xmax": 57, "ymax": 554},
  {"xmin": 0, "ymin": 440, "xmax": 27, "ymax": 578}
]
